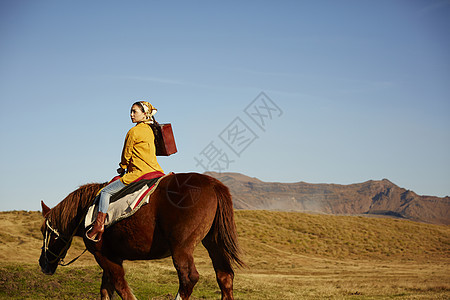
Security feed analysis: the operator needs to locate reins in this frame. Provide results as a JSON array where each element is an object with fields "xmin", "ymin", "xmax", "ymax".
[
  {"xmin": 43, "ymin": 194, "xmax": 98, "ymax": 266},
  {"xmin": 43, "ymin": 217, "xmax": 87, "ymax": 266},
  {"xmin": 59, "ymin": 249, "xmax": 88, "ymax": 266}
]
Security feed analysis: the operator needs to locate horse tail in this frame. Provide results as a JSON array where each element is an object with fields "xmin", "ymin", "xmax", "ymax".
[{"xmin": 210, "ymin": 179, "xmax": 245, "ymax": 268}]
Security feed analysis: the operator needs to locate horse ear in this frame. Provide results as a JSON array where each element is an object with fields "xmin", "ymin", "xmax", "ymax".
[{"xmin": 41, "ymin": 200, "xmax": 51, "ymax": 217}]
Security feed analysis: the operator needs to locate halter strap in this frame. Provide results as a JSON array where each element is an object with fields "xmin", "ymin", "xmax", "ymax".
[
  {"xmin": 43, "ymin": 215, "xmax": 87, "ymax": 265},
  {"xmin": 42, "ymin": 190, "xmax": 99, "ymax": 266}
]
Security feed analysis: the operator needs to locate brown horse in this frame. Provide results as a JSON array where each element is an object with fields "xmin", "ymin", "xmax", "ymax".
[{"xmin": 39, "ymin": 172, "xmax": 243, "ymax": 300}]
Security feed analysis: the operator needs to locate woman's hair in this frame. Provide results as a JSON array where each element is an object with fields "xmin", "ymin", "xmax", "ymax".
[
  {"xmin": 131, "ymin": 101, "xmax": 157, "ymax": 123},
  {"xmin": 132, "ymin": 101, "xmax": 145, "ymax": 113}
]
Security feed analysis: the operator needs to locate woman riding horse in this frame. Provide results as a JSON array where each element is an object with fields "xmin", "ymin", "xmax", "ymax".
[
  {"xmin": 40, "ymin": 101, "xmax": 243, "ymax": 299},
  {"xmin": 40, "ymin": 172, "xmax": 243, "ymax": 299},
  {"xmin": 87, "ymin": 101, "xmax": 164, "ymax": 242}
]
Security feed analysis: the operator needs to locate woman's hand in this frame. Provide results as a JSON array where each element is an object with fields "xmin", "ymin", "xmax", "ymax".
[{"xmin": 117, "ymin": 167, "xmax": 125, "ymax": 176}]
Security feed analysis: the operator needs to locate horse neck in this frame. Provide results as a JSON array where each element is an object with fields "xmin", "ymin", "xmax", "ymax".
[{"xmin": 48, "ymin": 183, "xmax": 105, "ymax": 237}]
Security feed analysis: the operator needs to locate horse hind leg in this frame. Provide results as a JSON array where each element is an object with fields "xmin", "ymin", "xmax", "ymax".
[
  {"xmin": 202, "ymin": 236, "xmax": 235, "ymax": 300},
  {"xmin": 171, "ymin": 248, "xmax": 200, "ymax": 300}
]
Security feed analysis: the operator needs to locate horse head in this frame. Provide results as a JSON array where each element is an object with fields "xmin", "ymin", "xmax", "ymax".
[
  {"xmin": 38, "ymin": 183, "xmax": 106, "ymax": 275},
  {"xmin": 39, "ymin": 201, "xmax": 72, "ymax": 275}
]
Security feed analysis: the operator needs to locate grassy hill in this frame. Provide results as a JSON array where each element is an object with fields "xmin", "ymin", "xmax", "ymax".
[{"xmin": 0, "ymin": 210, "xmax": 449, "ymax": 299}]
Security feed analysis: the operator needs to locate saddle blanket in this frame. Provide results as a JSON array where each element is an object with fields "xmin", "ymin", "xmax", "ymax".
[{"xmin": 85, "ymin": 171, "xmax": 170, "ymax": 229}]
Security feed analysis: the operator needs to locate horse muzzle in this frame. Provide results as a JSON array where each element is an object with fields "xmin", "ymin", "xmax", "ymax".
[{"xmin": 39, "ymin": 251, "xmax": 57, "ymax": 275}]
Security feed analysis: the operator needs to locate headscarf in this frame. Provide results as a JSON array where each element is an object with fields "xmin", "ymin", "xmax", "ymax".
[{"xmin": 139, "ymin": 101, "xmax": 157, "ymax": 124}]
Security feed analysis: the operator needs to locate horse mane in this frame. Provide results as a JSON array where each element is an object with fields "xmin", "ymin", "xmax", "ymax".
[{"xmin": 47, "ymin": 182, "xmax": 107, "ymax": 235}]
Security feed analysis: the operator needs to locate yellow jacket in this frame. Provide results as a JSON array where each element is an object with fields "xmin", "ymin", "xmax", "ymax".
[{"xmin": 119, "ymin": 122, "xmax": 164, "ymax": 184}]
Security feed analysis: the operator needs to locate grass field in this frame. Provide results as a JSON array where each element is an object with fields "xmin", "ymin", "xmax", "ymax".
[{"xmin": 0, "ymin": 210, "xmax": 449, "ymax": 299}]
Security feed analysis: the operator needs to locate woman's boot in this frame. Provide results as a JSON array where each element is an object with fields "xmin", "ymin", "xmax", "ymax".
[{"xmin": 86, "ymin": 212, "xmax": 107, "ymax": 242}]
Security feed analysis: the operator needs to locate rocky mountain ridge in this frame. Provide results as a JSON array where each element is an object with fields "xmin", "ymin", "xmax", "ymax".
[{"xmin": 205, "ymin": 172, "xmax": 450, "ymax": 225}]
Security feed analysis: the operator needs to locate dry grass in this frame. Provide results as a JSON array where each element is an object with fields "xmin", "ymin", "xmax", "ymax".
[
  {"xmin": 0, "ymin": 210, "xmax": 449, "ymax": 299},
  {"xmin": 236, "ymin": 210, "xmax": 450, "ymax": 261}
]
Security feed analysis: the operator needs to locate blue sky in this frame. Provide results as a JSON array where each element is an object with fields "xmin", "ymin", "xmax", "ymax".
[{"xmin": 1, "ymin": 0, "xmax": 449, "ymax": 211}]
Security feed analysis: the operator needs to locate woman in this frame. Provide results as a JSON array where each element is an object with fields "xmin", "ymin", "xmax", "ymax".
[{"xmin": 86, "ymin": 101, "xmax": 164, "ymax": 242}]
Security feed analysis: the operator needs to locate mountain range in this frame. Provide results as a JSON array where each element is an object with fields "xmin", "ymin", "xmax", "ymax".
[{"xmin": 205, "ymin": 172, "xmax": 450, "ymax": 225}]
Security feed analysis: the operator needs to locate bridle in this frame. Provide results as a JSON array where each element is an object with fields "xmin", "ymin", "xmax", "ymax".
[
  {"xmin": 41, "ymin": 190, "xmax": 102, "ymax": 267},
  {"xmin": 42, "ymin": 218, "xmax": 87, "ymax": 266}
]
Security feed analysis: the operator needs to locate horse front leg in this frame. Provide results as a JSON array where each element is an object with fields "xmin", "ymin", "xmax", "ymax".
[
  {"xmin": 100, "ymin": 271, "xmax": 114, "ymax": 300},
  {"xmin": 94, "ymin": 254, "xmax": 136, "ymax": 300}
]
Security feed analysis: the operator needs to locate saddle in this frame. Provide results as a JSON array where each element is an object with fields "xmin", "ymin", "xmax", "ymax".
[{"xmin": 84, "ymin": 171, "xmax": 169, "ymax": 229}]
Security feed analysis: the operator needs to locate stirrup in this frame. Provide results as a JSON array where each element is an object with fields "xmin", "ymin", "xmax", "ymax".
[{"xmin": 85, "ymin": 226, "xmax": 102, "ymax": 242}]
